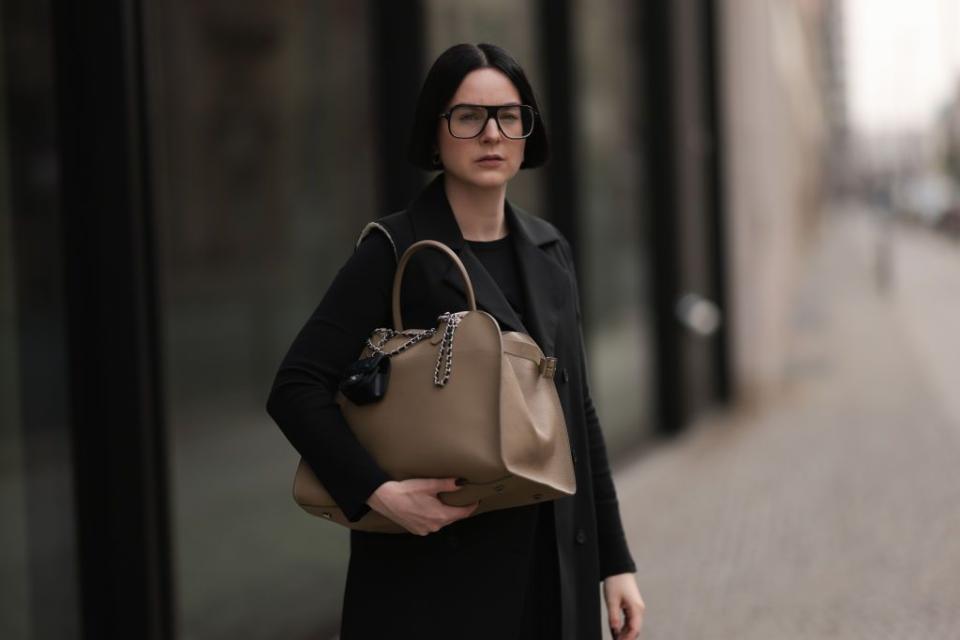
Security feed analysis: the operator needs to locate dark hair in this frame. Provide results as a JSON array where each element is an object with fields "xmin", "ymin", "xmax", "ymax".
[{"xmin": 407, "ymin": 43, "xmax": 549, "ymax": 171}]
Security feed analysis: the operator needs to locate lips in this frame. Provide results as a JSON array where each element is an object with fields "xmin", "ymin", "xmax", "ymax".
[{"xmin": 477, "ymin": 155, "xmax": 504, "ymax": 162}]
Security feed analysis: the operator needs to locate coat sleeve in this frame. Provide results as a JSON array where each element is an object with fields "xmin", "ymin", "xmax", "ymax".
[
  {"xmin": 559, "ymin": 236, "xmax": 638, "ymax": 579},
  {"xmin": 265, "ymin": 230, "xmax": 395, "ymax": 522}
]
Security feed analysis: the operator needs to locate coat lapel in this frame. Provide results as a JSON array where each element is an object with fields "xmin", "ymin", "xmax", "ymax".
[
  {"xmin": 507, "ymin": 200, "xmax": 569, "ymax": 356},
  {"xmin": 404, "ymin": 173, "xmax": 570, "ymax": 356}
]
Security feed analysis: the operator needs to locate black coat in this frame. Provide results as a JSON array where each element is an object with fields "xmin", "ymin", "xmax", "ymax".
[{"xmin": 266, "ymin": 173, "xmax": 635, "ymax": 639}]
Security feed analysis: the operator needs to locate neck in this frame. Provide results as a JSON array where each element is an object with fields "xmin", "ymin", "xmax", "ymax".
[{"xmin": 443, "ymin": 173, "xmax": 509, "ymax": 241}]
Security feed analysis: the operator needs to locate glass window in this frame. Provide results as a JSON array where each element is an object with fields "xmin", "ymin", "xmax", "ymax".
[
  {"xmin": 573, "ymin": 0, "xmax": 655, "ymax": 451},
  {"xmin": 144, "ymin": 3, "xmax": 376, "ymax": 636},
  {"xmin": 0, "ymin": 6, "xmax": 81, "ymax": 637},
  {"xmin": 0, "ymin": 72, "xmax": 31, "ymax": 640}
]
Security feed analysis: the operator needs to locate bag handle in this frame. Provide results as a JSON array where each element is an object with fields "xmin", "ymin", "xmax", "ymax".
[{"xmin": 392, "ymin": 240, "xmax": 477, "ymax": 331}]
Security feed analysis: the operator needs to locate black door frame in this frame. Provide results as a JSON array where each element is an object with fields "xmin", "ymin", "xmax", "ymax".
[
  {"xmin": 52, "ymin": 0, "xmax": 172, "ymax": 636},
  {"xmin": 639, "ymin": 0, "xmax": 730, "ymax": 434}
]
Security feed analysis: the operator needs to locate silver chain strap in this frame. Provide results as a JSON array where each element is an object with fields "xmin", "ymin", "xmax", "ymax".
[
  {"xmin": 432, "ymin": 312, "xmax": 461, "ymax": 386},
  {"xmin": 366, "ymin": 311, "xmax": 465, "ymax": 387}
]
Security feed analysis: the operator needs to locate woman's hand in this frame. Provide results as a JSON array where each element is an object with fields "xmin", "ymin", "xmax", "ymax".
[
  {"xmin": 366, "ymin": 478, "xmax": 480, "ymax": 536},
  {"xmin": 602, "ymin": 572, "xmax": 645, "ymax": 639}
]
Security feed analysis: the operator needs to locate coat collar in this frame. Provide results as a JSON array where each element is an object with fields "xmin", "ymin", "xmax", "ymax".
[{"xmin": 404, "ymin": 172, "xmax": 569, "ymax": 355}]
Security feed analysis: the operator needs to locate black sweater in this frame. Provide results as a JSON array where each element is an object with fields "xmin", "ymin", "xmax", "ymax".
[{"xmin": 464, "ymin": 233, "xmax": 526, "ymax": 323}]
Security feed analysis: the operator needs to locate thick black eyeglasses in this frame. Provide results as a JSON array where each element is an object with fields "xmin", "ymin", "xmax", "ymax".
[{"xmin": 439, "ymin": 103, "xmax": 537, "ymax": 139}]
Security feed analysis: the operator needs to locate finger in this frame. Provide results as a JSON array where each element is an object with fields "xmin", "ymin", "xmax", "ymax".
[
  {"xmin": 430, "ymin": 477, "xmax": 461, "ymax": 493},
  {"xmin": 608, "ymin": 602, "xmax": 622, "ymax": 633},
  {"xmin": 622, "ymin": 602, "xmax": 643, "ymax": 639},
  {"xmin": 406, "ymin": 477, "xmax": 453, "ymax": 494},
  {"xmin": 445, "ymin": 500, "xmax": 480, "ymax": 520},
  {"xmin": 614, "ymin": 616, "xmax": 633, "ymax": 640}
]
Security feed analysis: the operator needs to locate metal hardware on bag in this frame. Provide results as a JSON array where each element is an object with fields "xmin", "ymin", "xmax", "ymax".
[
  {"xmin": 366, "ymin": 328, "xmax": 432, "ymax": 356},
  {"xmin": 366, "ymin": 311, "xmax": 466, "ymax": 387},
  {"xmin": 432, "ymin": 312, "xmax": 462, "ymax": 386},
  {"xmin": 539, "ymin": 356, "xmax": 558, "ymax": 379}
]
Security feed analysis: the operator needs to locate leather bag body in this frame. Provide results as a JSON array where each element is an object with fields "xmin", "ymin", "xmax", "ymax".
[{"xmin": 292, "ymin": 239, "xmax": 576, "ymax": 532}]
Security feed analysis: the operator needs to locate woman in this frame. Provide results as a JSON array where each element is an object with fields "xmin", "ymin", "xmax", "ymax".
[{"xmin": 266, "ymin": 43, "xmax": 645, "ymax": 639}]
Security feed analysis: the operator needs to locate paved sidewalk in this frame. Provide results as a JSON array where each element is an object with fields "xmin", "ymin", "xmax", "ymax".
[{"xmin": 610, "ymin": 208, "xmax": 960, "ymax": 639}]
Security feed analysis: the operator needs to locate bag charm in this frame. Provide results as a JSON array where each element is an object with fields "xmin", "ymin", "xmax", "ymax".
[{"xmin": 338, "ymin": 352, "xmax": 391, "ymax": 405}]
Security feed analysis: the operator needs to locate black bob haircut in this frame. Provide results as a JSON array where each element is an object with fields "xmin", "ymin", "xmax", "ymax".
[{"xmin": 407, "ymin": 43, "xmax": 550, "ymax": 171}]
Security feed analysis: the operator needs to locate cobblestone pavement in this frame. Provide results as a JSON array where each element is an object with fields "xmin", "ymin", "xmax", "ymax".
[{"xmin": 608, "ymin": 207, "xmax": 960, "ymax": 639}]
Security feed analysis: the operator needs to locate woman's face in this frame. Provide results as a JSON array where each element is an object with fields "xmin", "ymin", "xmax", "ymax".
[{"xmin": 436, "ymin": 68, "xmax": 526, "ymax": 189}]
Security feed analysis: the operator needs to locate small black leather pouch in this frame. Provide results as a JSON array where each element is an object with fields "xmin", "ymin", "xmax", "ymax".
[{"xmin": 339, "ymin": 352, "xmax": 390, "ymax": 405}]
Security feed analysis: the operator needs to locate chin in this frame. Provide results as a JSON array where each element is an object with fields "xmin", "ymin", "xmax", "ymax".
[{"xmin": 448, "ymin": 167, "xmax": 517, "ymax": 190}]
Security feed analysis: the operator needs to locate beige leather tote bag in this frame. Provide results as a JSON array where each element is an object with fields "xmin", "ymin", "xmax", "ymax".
[{"xmin": 293, "ymin": 239, "xmax": 576, "ymax": 533}]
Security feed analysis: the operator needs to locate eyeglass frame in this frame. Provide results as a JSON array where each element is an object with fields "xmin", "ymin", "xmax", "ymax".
[{"xmin": 438, "ymin": 103, "xmax": 538, "ymax": 140}]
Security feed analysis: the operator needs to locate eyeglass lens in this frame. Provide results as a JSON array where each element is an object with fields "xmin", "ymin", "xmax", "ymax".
[{"xmin": 448, "ymin": 105, "xmax": 534, "ymax": 139}]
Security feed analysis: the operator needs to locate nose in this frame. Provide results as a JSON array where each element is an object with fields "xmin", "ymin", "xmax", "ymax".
[{"xmin": 480, "ymin": 115, "xmax": 502, "ymax": 142}]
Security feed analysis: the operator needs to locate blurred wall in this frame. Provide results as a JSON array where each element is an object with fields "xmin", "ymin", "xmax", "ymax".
[{"xmin": 719, "ymin": 0, "xmax": 828, "ymax": 401}]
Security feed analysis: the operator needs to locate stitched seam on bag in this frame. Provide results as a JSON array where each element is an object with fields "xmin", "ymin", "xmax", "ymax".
[{"xmin": 356, "ymin": 221, "xmax": 398, "ymax": 263}]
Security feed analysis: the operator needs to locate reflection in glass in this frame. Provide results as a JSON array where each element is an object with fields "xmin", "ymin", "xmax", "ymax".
[
  {"xmin": 0, "ymin": 92, "xmax": 31, "ymax": 640},
  {"xmin": 0, "ymin": 7, "xmax": 81, "ymax": 636},
  {"xmin": 146, "ymin": 2, "xmax": 375, "ymax": 636},
  {"xmin": 573, "ymin": 0, "xmax": 654, "ymax": 450}
]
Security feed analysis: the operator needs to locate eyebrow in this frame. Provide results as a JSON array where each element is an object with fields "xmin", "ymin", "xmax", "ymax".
[{"xmin": 451, "ymin": 101, "xmax": 522, "ymax": 107}]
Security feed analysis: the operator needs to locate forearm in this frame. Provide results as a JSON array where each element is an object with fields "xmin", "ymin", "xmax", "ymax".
[
  {"xmin": 265, "ymin": 231, "xmax": 396, "ymax": 521},
  {"xmin": 583, "ymin": 384, "xmax": 637, "ymax": 578},
  {"xmin": 267, "ymin": 376, "xmax": 390, "ymax": 521}
]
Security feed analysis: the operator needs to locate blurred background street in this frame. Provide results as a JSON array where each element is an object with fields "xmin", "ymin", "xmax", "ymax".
[
  {"xmin": 3, "ymin": 0, "xmax": 960, "ymax": 638},
  {"xmin": 607, "ymin": 206, "xmax": 960, "ymax": 639}
]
